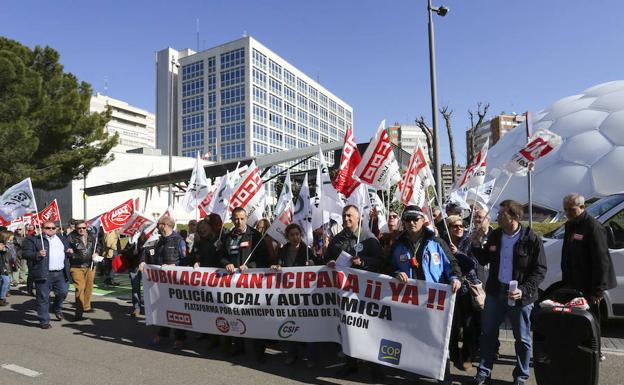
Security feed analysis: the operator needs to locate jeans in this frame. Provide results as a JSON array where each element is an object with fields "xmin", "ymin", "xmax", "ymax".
[
  {"xmin": 129, "ymin": 268, "xmax": 142, "ymax": 311},
  {"xmin": 477, "ymin": 285, "xmax": 533, "ymax": 382},
  {"xmin": 0, "ymin": 274, "xmax": 10, "ymax": 299},
  {"xmin": 35, "ymin": 271, "xmax": 69, "ymax": 325}
]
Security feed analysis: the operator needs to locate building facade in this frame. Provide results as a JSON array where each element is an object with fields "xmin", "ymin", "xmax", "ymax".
[
  {"xmin": 90, "ymin": 93, "xmax": 156, "ymax": 151},
  {"xmin": 466, "ymin": 113, "xmax": 526, "ymax": 163},
  {"xmin": 156, "ymin": 36, "xmax": 353, "ymax": 175},
  {"xmin": 387, "ymin": 122, "xmax": 429, "ymax": 157},
  {"xmin": 441, "ymin": 164, "xmax": 466, "ymax": 196}
]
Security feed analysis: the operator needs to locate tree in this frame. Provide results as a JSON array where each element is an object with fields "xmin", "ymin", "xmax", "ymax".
[
  {"xmin": 440, "ymin": 106, "xmax": 456, "ymax": 183},
  {"xmin": 467, "ymin": 102, "xmax": 490, "ymax": 161},
  {"xmin": 0, "ymin": 37, "xmax": 117, "ymax": 191},
  {"xmin": 415, "ymin": 116, "xmax": 434, "ymax": 162}
]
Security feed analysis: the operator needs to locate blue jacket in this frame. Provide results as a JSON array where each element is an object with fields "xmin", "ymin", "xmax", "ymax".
[
  {"xmin": 22, "ymin": 235, "xmax": 72, "ymax": 281},
  {"xmin": 390, "ymin": 228, "xmax": 459, "ymax": 284}
]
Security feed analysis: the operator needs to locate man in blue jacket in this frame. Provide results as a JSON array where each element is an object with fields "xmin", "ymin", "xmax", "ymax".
[{"xmin": 22, "ymin": 221, "xmax": 73, "ymax": 329}]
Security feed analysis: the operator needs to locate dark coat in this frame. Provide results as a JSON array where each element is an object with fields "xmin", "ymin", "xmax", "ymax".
[
  {"xmin": 561, "ymin": 211, "xmax": 617, "ymax": 297},
  {"xmin": 220, "ymin": 226, "xmax": 269, "ymax": 268},
  {"xmin": 276, "ymin": 242, "xmax": 321, "ymax": 267},
  {"xmin": 154, "ymin": 231, "xmax": 186, "ymax": 266},
  {"xmin": 22, "ymin": 235, "xmax": 72, "ymax": 281},
  {"xmin": 473, "ymin": 225, "xmax": 547, "ymax": 306},
  {"xmin": 327, "ymin": 228, "xmax": 384, "ymax": 273},
  {"xmin": 67, "ymin": 232, "xmax": 101, "ymax": 267},
  {"xmin": 191, "ymin": 235, "xmax": 223, "ymax": 268}
]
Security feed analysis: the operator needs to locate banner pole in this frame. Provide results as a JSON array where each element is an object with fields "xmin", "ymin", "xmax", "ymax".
[
  {"xmin": 429, "ymin": 183, "xmax": 453, "ymax": 247},
  {"xmin": 354, "ymin": 208, "xmax": 364, "ymax": 259},
  {"xmin": 486, "ymin": 172, "xmax": 513, "ymax": 217},
  {"xmin": 241, "ymin": 230, "xmax": 269, "ymax": 267},
  {"xmin": 55, "ymin": 199, "xmax": 64, "ymax": 234}
]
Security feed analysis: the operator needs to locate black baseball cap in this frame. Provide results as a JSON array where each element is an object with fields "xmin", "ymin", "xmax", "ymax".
[{"xmin": 402, "ymin": 205, "xmax": 425, "ymax": 221}]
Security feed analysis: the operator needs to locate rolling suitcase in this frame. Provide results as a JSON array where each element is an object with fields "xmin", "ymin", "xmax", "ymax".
[{"xmin": 533, "ymin": 288, "xmax": 600, "ymax": 385}]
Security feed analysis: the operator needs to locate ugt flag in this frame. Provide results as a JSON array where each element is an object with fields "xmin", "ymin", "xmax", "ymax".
[
  {"xmin": 333, "ymin": 125, "xmax": 361, "ymax": 198},
  {"xmin": 101, "ymin": 198, "xmax": 135, "ymax": 233},
  {"xmin": 0, "ymin": 178, "xmax": 37, "ymax": 222},
  {"xmin": 181, "ymin": 153, "xmax": 210, "ymax": 213},
  {"xmin": 354, "ymin": 120, "xmax": 401, "ymax": 190},
  {"xmin": 34, "ymin": 199, "xmax": 61, "ymax": 226},
  {"xmin": 505, "ymin": 129, "xmax": 562, "ymax": 176}
]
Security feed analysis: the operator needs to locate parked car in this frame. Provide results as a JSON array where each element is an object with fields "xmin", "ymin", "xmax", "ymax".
[{"xmin": 541, "ymin": 193, "xmax": 624, "ymax": 320}]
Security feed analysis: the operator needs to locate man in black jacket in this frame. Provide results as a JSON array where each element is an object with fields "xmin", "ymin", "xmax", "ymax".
[
  {"xmin": 469, "ymin": 200, "xmax": 547, "ymax": 385},
  {"xmin": 561, "ymin": 193, "xmax": 616, "ymax": 361},
  {"xmin": 67, "ymin": 220, "xmax": 102, "ymax": 320}
]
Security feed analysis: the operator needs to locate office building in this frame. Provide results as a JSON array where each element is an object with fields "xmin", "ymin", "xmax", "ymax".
[{"xmin": 466, "ymin": 113, "xmax": 525, "ymax": 163}]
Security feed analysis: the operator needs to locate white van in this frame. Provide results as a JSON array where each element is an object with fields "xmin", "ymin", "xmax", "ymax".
[{"xmin": 541, "ymin": 193, "xmax": 624, "ymax": 320}]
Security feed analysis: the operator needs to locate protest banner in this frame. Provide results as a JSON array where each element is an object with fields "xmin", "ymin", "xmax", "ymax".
[{"xmin": 144, "ymin": 265, "xmax": 455, "ymax": 380}]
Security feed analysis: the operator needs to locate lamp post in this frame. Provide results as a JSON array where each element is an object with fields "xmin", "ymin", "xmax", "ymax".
[
  {"xmin": 168, "ymin": 56, "xmax": 179, "ymax": 206},
  {"xmin": 427, "ymin": 0, "xmax": 448, "ymax": 201}
]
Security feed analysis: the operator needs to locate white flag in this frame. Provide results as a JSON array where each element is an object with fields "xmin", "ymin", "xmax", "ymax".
[
  {"xmin": 229, "ymin": 161, "xmax": 265, "ymax": 224},
  {"xmin": 294, "ymin": 173, "xmax": 313, "ymax": 245},
  {"xmin": 181, "ymin": 153, "xmax": 210, "ymax": 213},
  {"xmin": 368, "ymin": 188, "xmax": 388, "ymax": 233},
  {"xmin": 0, "ymin": 178, "xmax": 37, "ymax": 222},
  {"xmin": 452, "ymin": 138, "xmax": 489, "ymax": 191},
  {"xmin": 395, "ymin": 146, "xmax": 433, "ymax": 208},
  {"xmin": 505, "ymin": 129, "xmax": 563, "ymax": 176},
  {"xmin": 266, "ymin": 170, "xmax": 294, "ymax": 244},
  {"xmin": 354, "ymin": 120, "xmax": 401, "ymax": 190},
  {"xmin": 346, "ymin": 184, "xmax": 373, "ymax": 231}
]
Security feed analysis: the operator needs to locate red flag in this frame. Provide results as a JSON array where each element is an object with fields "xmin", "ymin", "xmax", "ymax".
[
  {"xmin": 333, "ymin": 126, "xmax": 361, "ymax": 197},
  {"xmin": 395, "ymin": 146, "xmax": 433, "ymax": 208},
  {"xmin": 37, "ymin": 199, "xmax": 60, "ymax": 225},
  {"xmin": 120, "ymin": 212, "xmax": 153, "ymax": 237},
  {"xmin": 198, "ymin": 186, "xmax": 216, "ymax": 219},
  {"xmin": 101, "ymin": 199, "xmax": 135, "ymax": 233}
]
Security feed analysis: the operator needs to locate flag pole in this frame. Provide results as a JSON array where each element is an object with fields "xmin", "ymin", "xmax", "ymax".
[
  {"xmin": 27, "ymin": 178, "xmax": 46, "ymax": 250},
  {"xmin": 428, "ymin": 179, "xmax": 453, "ymax": 247},
  {"xmin": 525, "ymin": 112, "xmax": 533, "ymax": 228},
  {"xmin": 55, "ymin": 199, "xmax": 64, "ymax": 234},
  {"xmin": 485, "ymin": 172, "xmax": 513, "ymax": 217},
  {"xmin": 354, "ymin": 207, "xmax": 364, "ymax": 259}
]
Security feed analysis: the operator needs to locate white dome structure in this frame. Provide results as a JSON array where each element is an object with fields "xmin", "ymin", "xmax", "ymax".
[{"xmin": 486, "ymin": 80, "xmax": 624, "ymax": 218}]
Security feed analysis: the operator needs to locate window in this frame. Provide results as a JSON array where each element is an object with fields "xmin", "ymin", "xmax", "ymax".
[
  {"xmin": 329, "ymin": 99, "xmax": 337, "ymax": 113},
  {"xmin": 221, "ymin": 141, "xmax": 245, "ymax": 160},
  {"xmin": 283, "ymin": 86, "xmax": 295, "ymax": 103},
  {"xmin": 297, "ymin": 78, "xmax": 307, "ymax": 94},
  {"xmin": 207, "ymin": 74, "xmax": 216, "ymax": 91},
  {"xmin": 297, "ymin": 93, "xmax": 308, "ymax": 109},
  {"xmin": 182, "ymin": 61, "xmax": 203, "ymax": 81},
  {"xmin": 283, "ymin": 69, "xmax": 295, "ymax": 87},
  {"xmin": 269, "ymin": 77, "xmax": 282, "ymax": 95},
  {"xmin": 221, "ymin": 104, "xmax": 245, "ymax": 123},
  {"xmin": 207, "ymin": 127, "xmax": 216, "ymax": 143},
  {"xmin": 221, "ymin": 67, "xmax": 245, "ymax": 87},
  {"xmin": 269, "ymin": 59, "xmax": 282, "ymax": 78},
  {"xmin": 204, "ymin": 145, "xmax": 216, "ymax": 161},
  {"xmin": 329, "ymin": 112, "xmax": 337, "ymax": 126},
  {"xmin": 182, "ymin": 79, "xmax": 203, "ymax": 98},
  {"xmin": 285, "ymin": 135, "xmax": 296, "ymax": 149},
  {"xmin": 319, "ymin": 120, "xmax": 328, "ymax": 134},
  {"xmin": 346, "ymin": 110, "xmax": 352, "ymax": 122},
  {"xmin": 269, "ymin": 94, "xmax": 282, "ymax": 113},
  {"xmin": 207, "ymin": 57, "xmax": 216, "ymax": 73},
  {"xmin": 330, "ymin": 125, "xmax": 338, "ymax": 138},
  {"xmin": 252, "ymin": 49, "xmax": 267, "ymax": 69},
  {"xmin": 182, "ymin": 131, "xmax": 204, "ymax": 148},
  {"xmin": 253, "ymin": 104, "xmax": 267, "ymax": 123},
  {"xmin": 309, "ymin": 100, "xmax": 319, "ymax": 116},
  {"xmin": 182, "ymin": 113, "xmax": 203, "ymax": 131},
  {"xmin": 338, "ymin": 117, "xmax": 346, "ymax": 130},
  {"xmin": 253, "ymin": 142, "xmax": 268, "ymax": 155},
  {"xmin": 308, "ymin": 86, "xmax": 318, "ymax": 101},
  {"xmin": 284, "ymin": 102, "xmax": 296, "ymax": 119},
  {"xmin": 309, "ymin": 115, "xmax": 319, "ymax": 130},
  {"xmin": 221, "ymin": 122, "xmax": 245, "ymax": 142},
  {"xmin": 320, "ymin": 106, "xmax": 328, "ymax": 121},
  {"xmin": 297, "ymin": 109, "xmax": 308, "ymax": 124},
  {"xmin": 221, "ymin": 84, "xmax": 245, "ymax": 105},
  {"xmin": 253, "ymin": 86, "xmax": 267, "ymax": 105},
  {"xmin": 310, "ymin": 129, "xmax": 319, "ymax": 143},
  {"xmin": 253, "ymin": 123, "xmax": 268, "ymax": 142},
  {"xmin": 208, "ymin": 110, "xmax": 216, "ymax": 126},
  {"xmin": 208, "ymin": 92, "xmax": 216, "ymax": 109},
  {"xmin": 182, "ymin": 95, "xmax": 204, "ymax": 114},
  {"xmin": 319, "ymin": 93, "xmax": 328, "ymax": 107},
  {"xmin": 221, "ymin": 48, "xmax": 245, "ymax": 70},
  {"xmin": 284, "ymin": 118, "xmax": 296, "ymax": 135},
  {"xmin": 320, "ymin": 134, "xmax": 329, "ymax": 143},
  {"xmin": 253, "ymin": 67, "xmax": 266, "ymax": 86},
  {"xmin": 269, "ymin": 112, "xmax": 282, "ymax": 129},
  {"xmin": 298, "ymin": 124, "xmax": 308, "ymax": 140},
  {"xmin": 337, "ymin": 105, "xmax": 345, "ymax": 118},
  {"xmin": 605, "ymin": 209, "xmax": 624, "ymax": 249},
  {"xmin": 269, "ymin": 129, "xmax": 283, "ymax": 147}
]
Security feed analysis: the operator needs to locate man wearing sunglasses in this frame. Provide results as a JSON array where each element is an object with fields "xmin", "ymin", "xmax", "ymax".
[
  {"xmin": 22, "ymin": 220, "xmax": 73, "ymax": 329},
  {"xmin": 67, "ymin": 220, "xmax": 102, "ymax": 321}
]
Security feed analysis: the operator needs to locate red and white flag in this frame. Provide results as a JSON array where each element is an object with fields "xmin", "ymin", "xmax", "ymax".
[
  {"xmin": 142, "ymin": 207, "xmax": 172, "ymax": 242},
  {"xmin": 101, "ymin": 198, "xmax": 135, "ymax": 233},
  {"xmin": 354, "ymin": 120, "xmax": 401, "ymax": 190},
  {"xmin": 229, "ymin": 161, "xmax": 266, "ymax": 224},
  {"xmin": 333, "ymin": 125, "xmax": 361, "ymax": 198},
  {"xmin": 505, "ymin": 129, "xmax": 562, "ymax": 176},
  {"xmin": 395, "ymin": 146, "xmax": 434, "ymax": 208},
  {"xmin": 120, "ymin": 212, "xmax": 154, "ymax": 237},
  {"xmin": 198, "ymin": 184, "xmax": 217, "ymax": 219},
  {"xmin": 36, "ymin": 199, "xmax": 61, "ymax": 225},
  {"xmin": 451, "ymin": 138, "xmax": 489, "ymax": 194}
]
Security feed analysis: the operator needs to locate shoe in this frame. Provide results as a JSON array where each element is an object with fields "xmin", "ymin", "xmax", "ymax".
[
  {"xmin": 172, "ymin": 339, "xmax": 185, "ymax": 350},
  {"xmin": 40, "ymin": 323, "xmax": 52, "ymax": 330},
  {"xmin": 85, "ymin": 309, "xmax": 95, "ymax": 313},
  {"xmin": 27, "ymin": 290, "xmax": 35, "ymax": 297},
  {"xmin": 335, "ymin": 363, "xmax": 358, "ymax": 378},
  {"xmin": 600, "ymin": 353, "xmax": 606, "ymax": 362},
  {"xmin": 10, "ymin": 282, "xmax": 17, "ymax": 287},
  {"xmin": 111, "ymin": 281, "xmax": 121, "ymax": 286},
  {"xmin": 306, "ymin": 360, "xmax": 317, "ymax": 369},
  {"xmin": 74, "ymin": 312, "xmax": 84, "ymax": 321},
  {"xmin": 55, "ymin": 312, "xmax": 64, "ymax": 321},
  {"xmin": 0, "ymin": 299, "xmax": 7, "ymax": 306},
  {"xmin": 462, "ymin": 361, "xmax": 473, "ymax": 370},
  {"xmin": 512, "ymin": 379, "xmax": 526, "ymax": 385},
  {"xmin": 284, "ymin": 356, "xmax": 297, "ymax": 366},
  {"xmin": 130, "ymin": 309, "xmax": 140, "ymax": 318},
  {"xmin": 466, "ymin": 376, "xmax": 490, "ymax": 385}
]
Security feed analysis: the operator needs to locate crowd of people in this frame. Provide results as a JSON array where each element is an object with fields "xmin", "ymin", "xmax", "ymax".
[{"xmin": 0, "ymin": 192, "xmax": 616, "ymax": 385}]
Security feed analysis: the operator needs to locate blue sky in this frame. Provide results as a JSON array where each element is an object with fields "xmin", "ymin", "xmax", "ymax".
[{"xmin": 2, "ymin": 0, "xmax": 623, "ymax": 164}]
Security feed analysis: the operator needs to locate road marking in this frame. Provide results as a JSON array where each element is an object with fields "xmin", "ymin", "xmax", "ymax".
[{"xmin": 1, "ymin": 364, "xmax": 41, "ymax": 377}]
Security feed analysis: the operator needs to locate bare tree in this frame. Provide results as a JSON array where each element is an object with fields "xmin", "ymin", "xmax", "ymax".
[
  {"xmin": 440, "ymin": 106, "xmax": 456, "ymax": 183},
  {"xmin": 415, "ymin": 116, "xmax": 434, "ymax": 162},
  {"xmin": 467, "ymin": 102, "xmax": 490, "ymax": 161}
]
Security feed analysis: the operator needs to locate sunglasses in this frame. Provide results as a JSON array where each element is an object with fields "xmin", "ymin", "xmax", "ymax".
[
  {"xmin": 76, "ymin": 227, "xmax": 87, "ymax": 230},
  {"xmin": 403, "ymin": 217, "xmax": 423, "ymax": 223},
  {"xmin": 44, "ymin": 227, "xmax": 56, "ymax": 230},
  {"xmin": 450, "ymin": 224, "xmax": 463, "ymax": 229}
]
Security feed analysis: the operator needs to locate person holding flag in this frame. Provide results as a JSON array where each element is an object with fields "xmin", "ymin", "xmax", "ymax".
[{"xmin": 22, "ymin": 221, "xmax": 73, "ymax": 329}]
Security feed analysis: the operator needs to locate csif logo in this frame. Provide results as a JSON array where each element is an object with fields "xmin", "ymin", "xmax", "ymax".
[
  {"xmin": 166, "ymin": 310, "xmax": 192, "ymax": 327},
  {"xmin": 278, "ymin": 320, "xmax": 300, "ymax": 339},
  {"xmin": 378, "ymin": 339, "xmax": 402, "ymax": 365}
]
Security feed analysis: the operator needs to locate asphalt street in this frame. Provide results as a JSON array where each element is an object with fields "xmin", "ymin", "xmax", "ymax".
[{"xmin": 1, "ymin": 287, "xmax": 624, "ymax": 385}]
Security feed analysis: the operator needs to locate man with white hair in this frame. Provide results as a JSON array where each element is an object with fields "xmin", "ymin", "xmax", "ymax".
[{"xmin": 561, "ymin": 192, "xmax": 616, "ymax": 361}]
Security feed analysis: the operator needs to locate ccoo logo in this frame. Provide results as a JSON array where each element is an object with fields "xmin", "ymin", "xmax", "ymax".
[
  {"xmin": 378, "ymin": 339, "xmax": 402, "ymax": 365},
  {"xmin": 166, "ymin": 310, "xmax": 192, "ymax": 326}
]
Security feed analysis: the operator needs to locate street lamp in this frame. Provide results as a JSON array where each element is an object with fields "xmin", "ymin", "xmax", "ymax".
[
  {"xmin": 427, "ymin": 0, "xmax": 449, "ymax": 201},
  {"xmin": 168, "ymin": 56, "xmax": 179, "ymax": 206}
]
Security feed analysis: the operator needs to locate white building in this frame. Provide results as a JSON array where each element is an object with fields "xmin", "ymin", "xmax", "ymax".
[
  {"xmin": 90, "ymin": 93, "xmax": 156, "ymax": 151},
  {"xmin": 155, "ymin": 36, "xmax": 353, "ymax": 174}
]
